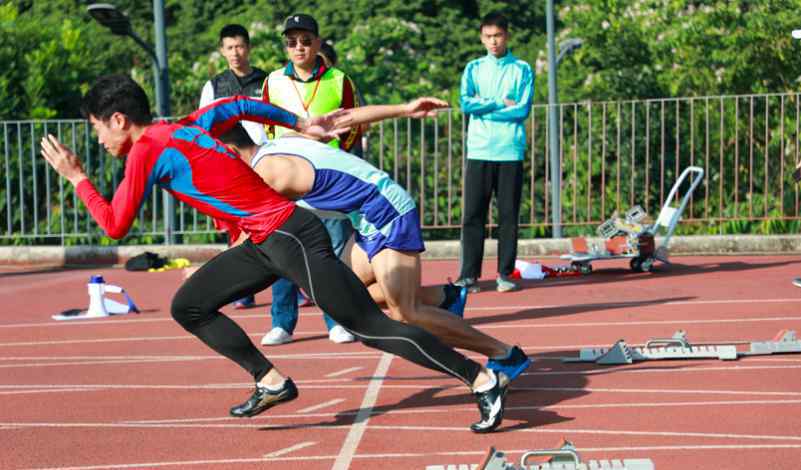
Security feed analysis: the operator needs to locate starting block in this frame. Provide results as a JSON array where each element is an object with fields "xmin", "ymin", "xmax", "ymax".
[
  {"xmin": 52, "ymin": 275, "xmax": 139, "ymax": 321},
  {"xmin": 426, "ymin": 441, "xmax": 654, "ymax": 470},
  {"xmin": 564, "ymin": 330, "xmax": 801, "ymax": 364},
  {"xmin": 744, "ymin": 330, "xmax": 801, "ymax": 356}
]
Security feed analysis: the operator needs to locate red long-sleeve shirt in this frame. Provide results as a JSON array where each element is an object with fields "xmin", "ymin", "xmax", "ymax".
[{"xmin": 76, "ymin": 96, "xmax": 299, "ymax": 243}]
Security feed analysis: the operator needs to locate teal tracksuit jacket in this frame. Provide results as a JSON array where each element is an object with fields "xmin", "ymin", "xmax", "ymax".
[{"xmin": 460, "ymin": 51, "xmax": 534, "ymax": 161}]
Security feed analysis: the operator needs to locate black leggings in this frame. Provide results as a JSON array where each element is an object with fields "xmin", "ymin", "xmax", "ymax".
[{"xmin": 171, "ymin": 207, "xmax": 482, "ymax": 386}]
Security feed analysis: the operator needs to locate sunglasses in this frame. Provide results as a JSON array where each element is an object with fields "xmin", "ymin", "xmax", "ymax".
[{"xmin": 285, "ymin": 37, "xmax": 314, "ymax": 48}]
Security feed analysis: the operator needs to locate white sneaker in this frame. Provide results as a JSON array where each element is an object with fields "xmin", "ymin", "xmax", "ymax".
[
  {"xmin": 261, "ymin": 327, "xmax": 292, "ymax": 346},
  {"xmin": 328, "ymin": 325, "xmax": 355, "ymax": 344}
]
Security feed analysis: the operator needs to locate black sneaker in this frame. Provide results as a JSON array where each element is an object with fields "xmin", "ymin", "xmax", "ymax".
[
  {"xmin": 230, "ymin": 378, "xmax": 298, "ymax": 418},
  {"xmin": 470, "ymin": 371, "xmax": 508, "ymax": 433},
  {"xmin": 454, "ymin": 277, "xmax": 481, "ymax": 293}
]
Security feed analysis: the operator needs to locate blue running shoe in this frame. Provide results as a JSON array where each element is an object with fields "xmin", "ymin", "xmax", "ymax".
[
  {"xmin": 486, "ymin": 346, "xmax": 531, "ymax": 382},
  {"xmin": 440, "ymin": 283, "xmax": 468, "ymax": 317},
  {"xmin": 232, "ymin": 295, "xmax": 256, "ymax": 309}
]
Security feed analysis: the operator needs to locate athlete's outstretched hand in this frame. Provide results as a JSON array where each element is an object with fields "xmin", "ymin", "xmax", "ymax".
[
  {"xmin": 403, "ymin": 97, "xmax": 450, "ymax": 118},
  {"xmin": 40, "ymin": 134, "xmax": 88, "ymax": 186},
  {"xmin": 326, "ymin": 98, "xmax": 451, "ymax": 131},
  {"xmin": 298, "ymin": 109, "xmax": 352, "ymax": 142}
]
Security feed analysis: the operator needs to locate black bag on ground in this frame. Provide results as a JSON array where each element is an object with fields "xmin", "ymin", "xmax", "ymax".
[{"xmin": 125, "ymin": 252, "xmax": 167, "ymax": 271}]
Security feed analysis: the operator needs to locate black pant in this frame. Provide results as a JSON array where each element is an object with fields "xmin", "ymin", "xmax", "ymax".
[
  {"xmin": 459, "ymin": 159, "xmax": 523, "ymax": 279},
  {"xmin": 172, "ymin": 207, "xmax": 481, "ymax": 386}
]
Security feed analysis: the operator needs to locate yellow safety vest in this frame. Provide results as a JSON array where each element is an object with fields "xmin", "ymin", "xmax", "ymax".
[{"xmin": 265, "ymin": 66, "xmax": 347, "ymax": 149}]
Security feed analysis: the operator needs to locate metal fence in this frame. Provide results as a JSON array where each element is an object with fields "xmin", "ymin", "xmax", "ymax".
[{"xmin": 2, "ymin": 92, "xmax": 800, "ymax": 245}]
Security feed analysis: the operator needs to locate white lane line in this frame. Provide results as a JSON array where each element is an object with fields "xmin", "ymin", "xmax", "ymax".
[
  {"xmin": 115, "ymin": 398, "xmax": 801, "ymax": 424},
  {"xmin": 366, "ymin": 425, "xmax": 801, "ymax": 442},
  {"xmin": 468, "ymin": 297, "xmax": 801, "ymax": 312},
  {"xmin": 3, "ymin": 350, "xmax": 801, "ymax": 372},
  {"xmin": 20, "ymin": 454, "xmax": 335, "ymax": 470},
  {"xmin": 546, "ymin": 399, "xmax": 801, "ymax": 410},
  {"xmin": 5, "ymin": 316, "xmax": 801, "ymax": 348},
  {"xmin": 262, "ymin": 441, "xmax": 316, "ymax": 458},
  {"xmin": 332, "ymin": 352, "xmax": 393, "ymax": 470},
  {"xmin": 0, "ymin": 312, "xmax": 324, "ymax": 329},
  {"xmin": 5, "ymin": 420, "xmax": 801, "ymax": 442},
  {"xmin": 4, "ymin": 379, "xmax": 801, "ymax": 396},
  {"xmin": 479, "ymin": 316, "xmax": 801, "ymax": 331},
  {"xmin": 18, "ymin": 444, "xmax": 801, "ymax": 470},
  {"xmin": 326, "ymin": 366, "xmax": 364, "ymax": 378},
  {"xmin": 526, "ymin": 364, "xmax": 801, "ymax": 375},
  {"xmin": 3, "ymin": 297, "xmax": 799, "ymax": 330},
  {"xmin": 519, "ymin": 386, "xmax": 801, "ymax": 397},
  {"xmin": 297, "ymin": 399, "xmax": 345, "ymax": 414}
]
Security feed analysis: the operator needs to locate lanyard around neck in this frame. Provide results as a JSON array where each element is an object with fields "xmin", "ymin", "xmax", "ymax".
[{"xmin": 290, "ymin": 74, "xmax": 323, "ymax": 116}]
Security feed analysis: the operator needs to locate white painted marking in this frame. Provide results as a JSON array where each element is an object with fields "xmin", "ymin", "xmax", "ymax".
[
  {"xmin": 4, "ymin": 315, "xmax": 801, "ymax": 348},
  {"xmin": 519, "ymin": 386, "xmax": 801, "ymax": 397},
  {"xmin": 548, "ymin": 399, "xmax": 801, "ymax": 410},
  {"xmin": 297, "ymin": 399, "xmax": 345, "ymax": 413},
  {"xmin": 1, "ymin": 296, "xmax": 798, "ymax": 330},
  {"xmin": 325, "ymin": 366, "xmax": 364, "ymax": 378},
  {"xmin": 18, "ymin": 445, "xmax": 801, "ymax": 470},
  {"xmin": 0, "ymin": 312, "xmax": 326, "ymax": 329},
  {"xmin": 367, "ymin": 424, "xmax": 801, "ymax": 441},
  {"xmin": 526, "ymin": 364, "xmax": 801, "ymax": 375},
  {"xmin": 332, "ymin": 353, "xmax": 393, "ymax": 470},
  {"xmin": 113, "ymin": 397, "xmax": 801, "ymax": 424},
  {"xmin": 262, "ymin": 441, "xmax": 316, "ymax": 457},
  {"xmin": 466, "ymin": 297, "xmax": 801, "ymax": 312},
  {"xmin": 478, "ymin": 315, "xmax": 801, "ymax": 331},
  {"xmin": 0, "ymin": 415, "xmax": 801, "ymax": 442}
]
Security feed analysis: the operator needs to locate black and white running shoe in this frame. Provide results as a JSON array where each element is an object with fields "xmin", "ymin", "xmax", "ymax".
[
  {"xmin": 230, "ymin": 378, "xmax": 298, "ymax": 418},
  {"xmin": 470, "ymin": 370, "xmax": 508, "ymax": 433}
]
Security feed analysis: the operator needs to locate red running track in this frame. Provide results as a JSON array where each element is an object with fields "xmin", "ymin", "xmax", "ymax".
[{"xmin": 1, "ymin": 255, "xmax": 801, "ymax": 469}]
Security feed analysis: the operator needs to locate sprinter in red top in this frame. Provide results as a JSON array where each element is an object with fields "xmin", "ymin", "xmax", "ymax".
[{"xmin": 40, "ymin": 74, "xmax": 509, "ymax": 433}]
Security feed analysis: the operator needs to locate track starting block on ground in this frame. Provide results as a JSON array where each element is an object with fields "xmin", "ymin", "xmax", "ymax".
[
  {"xmin": 563, "ymin": 330, "xmax": 801, "ymax": 364},
  {"xmin": 743, "ymin": 329, "xmax": 801, "ymax": 356},
  {"xmin": 426, "ymin": 441, "xmax": 655, "ymax": 470}
]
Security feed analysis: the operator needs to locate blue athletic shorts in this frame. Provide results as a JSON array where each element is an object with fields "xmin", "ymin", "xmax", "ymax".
[{"xmin": 353, "ymin": 208, "xmax": 425, "ymax": 261}]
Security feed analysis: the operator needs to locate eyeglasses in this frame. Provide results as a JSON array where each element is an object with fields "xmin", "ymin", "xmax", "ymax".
[{"xmin": 285, "ymin": 37, "xmax": 314, "ymax": 48}]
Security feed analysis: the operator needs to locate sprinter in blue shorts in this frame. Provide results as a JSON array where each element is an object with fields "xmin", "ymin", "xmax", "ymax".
[{"xmin": 204, "ymin": 97, "xmax": 531, "ymax": 381}]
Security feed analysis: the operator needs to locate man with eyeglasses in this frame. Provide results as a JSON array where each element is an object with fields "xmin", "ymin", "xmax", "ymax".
[{"xmin": 260, "ymin": 14, "xmax": 362, "ymax": 346}]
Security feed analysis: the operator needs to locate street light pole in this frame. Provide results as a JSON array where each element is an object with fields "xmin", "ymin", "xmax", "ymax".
[
  {"xmin": 87, "ymin": 2, "xmax": 174, "ymax": 244},
  {"xmin": 152, "ymin": 0, "xmax": 170, "ymax": 118},
  {"xmin": 546, "ymin": 0, "xmax": 561, "ymax": 238},
  {"xmin": 151, "ymin": 0, "xmax": 174, "ymax": 245}
]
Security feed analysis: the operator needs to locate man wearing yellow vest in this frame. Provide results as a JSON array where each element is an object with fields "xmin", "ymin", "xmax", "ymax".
[{"xmin": 261, "ymin": 14, "xmax": 361, "ymax": 345}]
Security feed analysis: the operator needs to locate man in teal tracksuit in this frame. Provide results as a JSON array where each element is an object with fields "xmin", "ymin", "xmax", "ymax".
[{"xmin": 455, "ymin": 12, "xmax": 534, "ymax": 293}]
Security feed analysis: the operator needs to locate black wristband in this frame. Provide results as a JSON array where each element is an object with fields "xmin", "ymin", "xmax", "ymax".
[{"xmin": 794, "ymin": 167, "xmax": 801, "ymax": 183}]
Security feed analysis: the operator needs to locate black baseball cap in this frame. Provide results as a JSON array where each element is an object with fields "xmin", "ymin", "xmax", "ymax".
[{"xmin": 282, "ymin": 14, "xmax": 318, "ymax": 36}]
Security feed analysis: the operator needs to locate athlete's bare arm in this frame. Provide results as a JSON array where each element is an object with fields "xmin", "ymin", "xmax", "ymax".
[
  {"xmin": 252, "ymin": 154, "xmax": 315, "ymax": 200},
  {"xmin": 333, "ymin": 97, "xmax": 449, "ymax": 129}
]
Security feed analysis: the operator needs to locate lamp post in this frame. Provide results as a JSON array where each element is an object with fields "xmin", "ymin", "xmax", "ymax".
[
  {"xmin": 87, "ymin": 2, "xmax": 175, "ymax": 244},
  {"xmin": 545, "ymin": 0, "xmax": 562, "ymax": 239}
]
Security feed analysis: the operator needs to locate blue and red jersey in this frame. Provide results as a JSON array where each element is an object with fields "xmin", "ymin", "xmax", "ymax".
[{"xmin": 76, "ymin": 96, "xmax": 299, "ymax": 243}]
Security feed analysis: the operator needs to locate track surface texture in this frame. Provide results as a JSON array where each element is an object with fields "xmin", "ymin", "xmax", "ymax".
[{"xmin": 2, "ymin": 255, "xmax": 800, "ymax": 469}]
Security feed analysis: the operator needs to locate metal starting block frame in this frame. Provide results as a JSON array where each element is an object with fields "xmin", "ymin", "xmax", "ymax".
[
  {"xmin": 427, "ymin": 442, "xmax": 655, "ymax": 470},
  {"xmin": 563, "ymin": 330, "xmax": 801, "ymax": 365}
]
